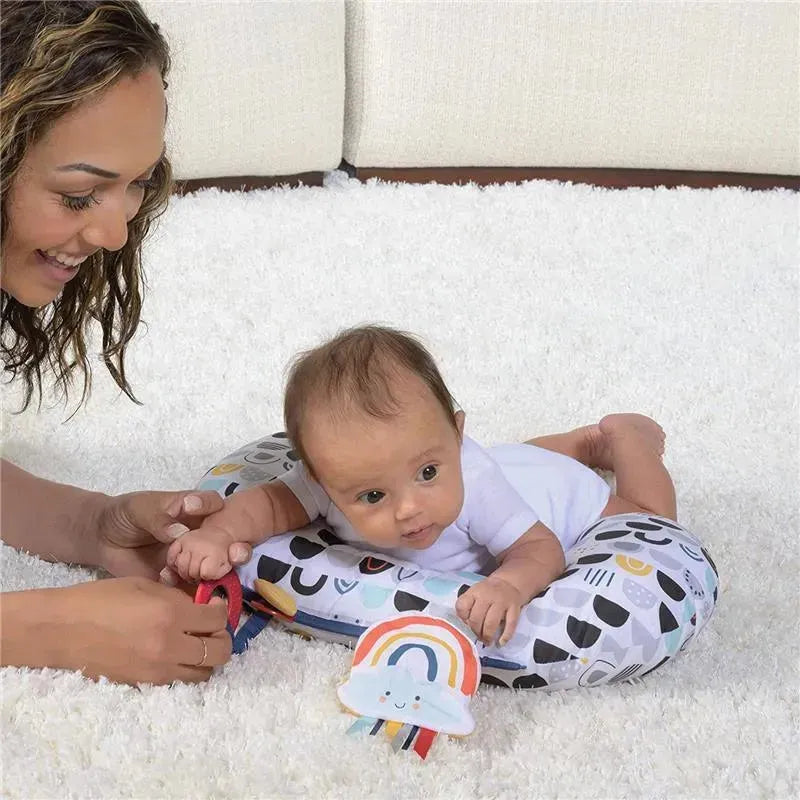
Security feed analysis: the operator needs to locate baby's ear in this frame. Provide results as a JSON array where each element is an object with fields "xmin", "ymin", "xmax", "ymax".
[{"xmin": 454, "ymin": 410, "xmax": 466, "ymax": 439}]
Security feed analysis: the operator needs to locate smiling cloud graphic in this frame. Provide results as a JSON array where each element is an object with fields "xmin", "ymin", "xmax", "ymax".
[{"xmin": 337, "ymin": 613, "xmax": 481, "ymax": 736}]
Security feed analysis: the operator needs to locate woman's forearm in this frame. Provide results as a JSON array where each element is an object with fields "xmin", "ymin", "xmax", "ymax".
[
  {"xmin": 1, "ymin": 579, "xmax": 233, "ymax": 683},
  {"xmin": 0, "ymin": 459, "xmax": 107, "ymax": 567},
  {"xmin": 0, "ymin": 589, "xmax": 61, "ymax": 669}
]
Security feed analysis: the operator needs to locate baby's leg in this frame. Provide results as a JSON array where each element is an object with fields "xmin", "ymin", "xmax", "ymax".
[
  {"xmin": 595, "ymin": 414, "xmax": 676, "ymax": 519},
  {"xmin": 525, "ymin": 419, "xmax": 664, "ymax": 471},
  {"xmin": 526, "ymin": 414, "xmax": 675, "ymax": 520}
]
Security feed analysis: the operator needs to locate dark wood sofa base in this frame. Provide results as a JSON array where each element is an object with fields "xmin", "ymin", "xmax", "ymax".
[
  {"xmin": 352, "ymin": 165, "xmax": 799, "ymax": 191},
  {"xmin": 173, "ymin": 166, "xmax": 798, "ymax": 194},
  {"xmin": 173, "ymin": 172, "xmax": 325, "ymax": 194}
]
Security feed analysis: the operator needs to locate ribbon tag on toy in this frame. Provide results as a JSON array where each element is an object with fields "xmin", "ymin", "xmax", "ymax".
[{"xmin": 337, "ymin": 612, "xmax": 481, "ymax": 760}]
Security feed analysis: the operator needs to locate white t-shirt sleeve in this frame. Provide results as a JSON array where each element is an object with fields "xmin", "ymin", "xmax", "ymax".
[
  {"xmin": 460, "ymin": 438, "xmax": 541, "ymax": 557},
  {"xmin": 276, "ymin": 461, "xmax": 331, "ymax": 522}
]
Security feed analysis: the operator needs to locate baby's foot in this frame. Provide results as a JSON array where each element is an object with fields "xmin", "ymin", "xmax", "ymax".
[
  {"xmin": 569, "ymin": 415, "xmax": 665, "ymax": 470},
  {"xmin": 597, "ymin": 413, "xmax": 666, "ymax": 461},
  {"xmin": 566, "ymin": 424, "xmax": 613, "ymax": 470}
]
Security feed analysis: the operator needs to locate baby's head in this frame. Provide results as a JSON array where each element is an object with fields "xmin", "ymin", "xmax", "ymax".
[{"xmin": 284, "ymin": 325, "xmax": 465, "ymax": 550}]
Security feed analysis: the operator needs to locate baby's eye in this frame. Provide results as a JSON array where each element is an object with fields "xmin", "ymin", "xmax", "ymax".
[
  {"xmin": 384, "ymin": 691, "xmax": 391, "ymax": 696},
  {"xmin": 414, "ymin": 695, "xmax": 420, "ymax": 701},
  {"xmin": 418, "ymin": 464, "xmax": 438, "ymax": 482},
  {"xmin": 358, "ymin": 490, "xmax": 385, "ymax": 505}
]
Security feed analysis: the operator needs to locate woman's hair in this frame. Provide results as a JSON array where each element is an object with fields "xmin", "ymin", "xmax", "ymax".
[
  {"xmin": 284, "ymin": 325, "xmax": 459, "ymax": 473},
  {"xmin": 1, "ymin": 0, "xmax": 172, "ymax": 410}
]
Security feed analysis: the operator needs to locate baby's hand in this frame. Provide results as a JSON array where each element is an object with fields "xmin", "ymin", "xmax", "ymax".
[
  {"xmin": 455, "ymin": 576, "xmax": 523, "ymax": 646},
  {"xmin": 166, "ymin": 525, "xmax": 236, "ymax": 583}
]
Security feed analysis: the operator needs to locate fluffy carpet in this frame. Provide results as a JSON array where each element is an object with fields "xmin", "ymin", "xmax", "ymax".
[{"xmin": 1, "ymin": 172, "xmax": 797, "ymax": 799}]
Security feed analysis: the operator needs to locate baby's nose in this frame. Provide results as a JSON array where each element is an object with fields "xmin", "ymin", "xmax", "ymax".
[{"xmin": 395, "ymin": 491, "xmax": 421, "ymax": 520}]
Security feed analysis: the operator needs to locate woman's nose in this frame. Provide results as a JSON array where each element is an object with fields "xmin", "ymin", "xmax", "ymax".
[{"xmin": 81, "ymin": 199, "xmax": 130, "ymax": 252}]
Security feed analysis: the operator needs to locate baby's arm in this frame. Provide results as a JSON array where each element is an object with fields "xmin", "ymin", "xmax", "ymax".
[
  {"xmin": 456, "ymin": 522, "xmax": 565, "ymax": 645},
  {"xmin": 166, "ymin": 481, "xmax": 311, "ymax": 582}
]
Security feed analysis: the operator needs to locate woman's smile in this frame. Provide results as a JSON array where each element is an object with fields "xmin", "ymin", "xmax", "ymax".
[{"xmin": 34, "ymin": 248, "xmax": 87, "ymax": 284}]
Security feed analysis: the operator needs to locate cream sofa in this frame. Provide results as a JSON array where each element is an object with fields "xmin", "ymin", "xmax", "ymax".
[
  {"xmin": 143, "ymin": 0, "xmax": 799, "ymax": 180},
  {"xmin": 141, "ymin": 0, "xmax": 346, "ymax": 179}
]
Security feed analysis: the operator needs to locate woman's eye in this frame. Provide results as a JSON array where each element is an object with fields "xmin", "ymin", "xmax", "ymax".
[
  {"xmin": 61, "ymin": 193, "xmax": 99, "ymax": 212},
  {"xmin": 358, "ymin": 490, "xmax": 385, "ymax": 505},
  {"xmin": 419, "ymin": 464, "xmax": 438, "ymax": 482}
]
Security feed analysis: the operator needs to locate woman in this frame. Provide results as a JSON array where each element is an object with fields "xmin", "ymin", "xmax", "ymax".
[{"xmin": 0, "ymin": 0, "xmax": 252, "ymax": 685}]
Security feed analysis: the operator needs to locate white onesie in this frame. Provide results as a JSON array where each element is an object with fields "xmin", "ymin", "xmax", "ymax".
[{"xmin": 278, "ymin": 436, "xmax": 611, "ymax": 575}]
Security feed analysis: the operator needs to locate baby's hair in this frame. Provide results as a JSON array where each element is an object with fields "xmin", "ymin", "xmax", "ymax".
[{"xmin": 284, "ymin": 325, "xmax": 458, "ymax": 471}]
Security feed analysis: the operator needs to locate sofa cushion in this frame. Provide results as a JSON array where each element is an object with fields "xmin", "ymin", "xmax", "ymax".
[
  {"xmin": 143, "ymin": 0, "xmax": 345, "ymax": 179},
  {"xmin": 344, "ymin": 1, "xmax": 798, "ymax": 174}
]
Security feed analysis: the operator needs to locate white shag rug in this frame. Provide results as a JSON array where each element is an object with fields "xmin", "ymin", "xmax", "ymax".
[{"xmin": 1, "ymin": 172, "xmax": 797, "ymax": 799}]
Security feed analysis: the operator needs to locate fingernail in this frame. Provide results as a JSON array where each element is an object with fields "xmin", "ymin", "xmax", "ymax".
[
  {"xmin": 167, "ymin": 523, "xmax": 190, "ymax": 539},
  {"xmin": 230, "ymin": 545, "xmax": 248, "ymax": 564},
  {"xmin": 183, "ymin": 495, "xmax": 202, "ymax": 513},
  {"xmin": 159, "ymin": 568, "xmax": 177, "ymax": 586}
]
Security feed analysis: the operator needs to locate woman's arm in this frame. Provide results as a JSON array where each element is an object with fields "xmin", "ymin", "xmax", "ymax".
[
  {"xmin": 0, "ymin": 459, "xmax": 106, "ymax": 566},
  {"xmin": 0, "ymin": 578, "xmax": 232, "ymax": 684},
  {"xmin": 0, "ymin": 461, "xmax": 247, "ymax": 684},
  {"xmin": 1, "ymin": 459, "xmax": 252, "ymax": 579}
]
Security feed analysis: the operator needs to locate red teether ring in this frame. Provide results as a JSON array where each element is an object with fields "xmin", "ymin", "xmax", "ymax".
[{"xmin": 194, "ymin": 570, "xmax": 242, "ymax": 631}]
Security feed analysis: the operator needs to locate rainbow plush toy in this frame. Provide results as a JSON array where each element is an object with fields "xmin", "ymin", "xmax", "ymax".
[{"xmin": 337, "ymin": 613, "xmax": 481, "ymax": 759}]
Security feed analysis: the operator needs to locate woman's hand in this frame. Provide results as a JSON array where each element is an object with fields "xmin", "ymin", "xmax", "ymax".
[
  {"xmin": 1, "ymin": 462, "xmax": 252, "ymax": 579},
  {"xmin": 1, "ymin": 578, "xmax": 232, "ymax": 685},
  {"xmin": 96, "ymin": 490, "xmax": 253, "ymax": 580}
]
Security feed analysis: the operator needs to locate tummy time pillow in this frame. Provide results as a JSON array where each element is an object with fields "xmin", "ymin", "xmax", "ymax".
[{"xmin": 197, "ymin": 433, "xmax": 719, "ymax": 690}]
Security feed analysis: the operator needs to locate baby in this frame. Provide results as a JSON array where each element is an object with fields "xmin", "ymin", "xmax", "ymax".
[{"xmin": 169, "ymin": 325, "xmax": 675, "ymax": 645}]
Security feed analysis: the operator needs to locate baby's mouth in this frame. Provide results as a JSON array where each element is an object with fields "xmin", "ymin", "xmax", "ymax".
[
  {"xmin": 402, "ymin": 524, "xmax": 432, "ymax": 540},
  {"xmin": 394, "ymin": 702, "xmax": 406, "ymax": 709}
]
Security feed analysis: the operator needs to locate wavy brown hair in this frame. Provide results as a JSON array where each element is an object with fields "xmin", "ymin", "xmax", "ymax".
[{"xmin": 1, "ymin": 0, "xmax": 172, "ymax": 410}]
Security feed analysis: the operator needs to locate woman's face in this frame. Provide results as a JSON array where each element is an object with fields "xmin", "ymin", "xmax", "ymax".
[{"xmin": 2, "ymin": 66, "xmax": 166, "ymax": 307}]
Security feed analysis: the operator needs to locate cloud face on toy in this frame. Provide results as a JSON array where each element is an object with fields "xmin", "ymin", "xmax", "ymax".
[
  {"xmin": 337, "ymin": 613, "xmax": 481, "ymax": 736},
  {"xmin": 338, "ymin": 665, "xmax": 475, "ymax": 735}
]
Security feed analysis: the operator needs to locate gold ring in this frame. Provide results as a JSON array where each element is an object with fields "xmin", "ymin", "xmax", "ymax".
[{"xmin": 193, "ymin": 636, "xmax": 208, "ymax": 667}]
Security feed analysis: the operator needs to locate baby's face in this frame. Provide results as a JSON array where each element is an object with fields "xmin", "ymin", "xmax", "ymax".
[{"xmin": 303, "ymin": 375, "xmax": 465, "ymax": 551}]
